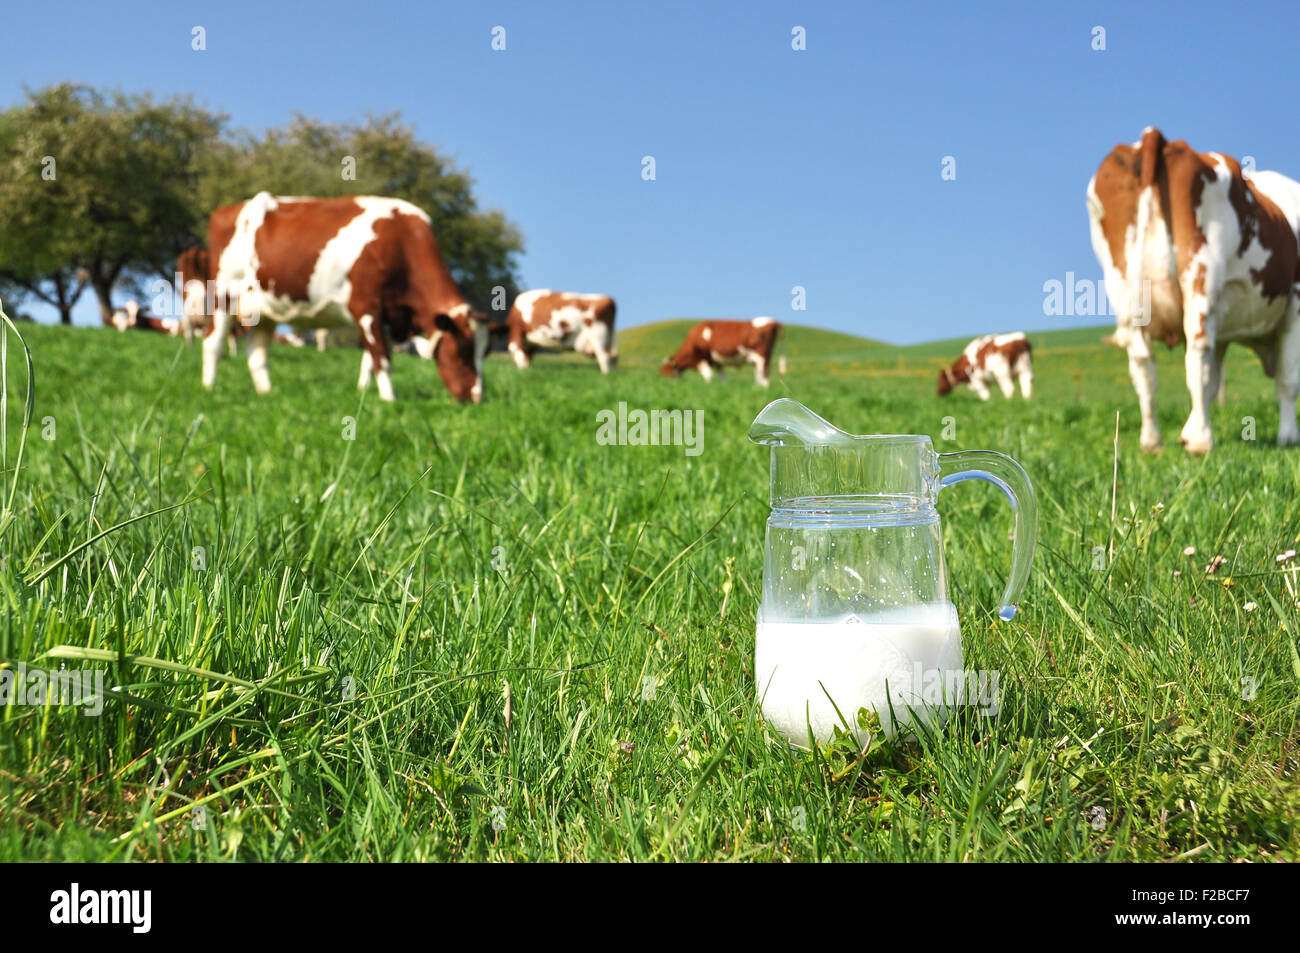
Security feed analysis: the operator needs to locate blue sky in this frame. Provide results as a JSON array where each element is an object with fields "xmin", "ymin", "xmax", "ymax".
[{"xmin": 6, "ymin": 0, "xmax": 1300, "ymax": 342}]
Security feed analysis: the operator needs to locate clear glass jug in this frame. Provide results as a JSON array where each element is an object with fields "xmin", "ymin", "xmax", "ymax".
[{"xmin": 748, "ymin": 399, "xmax": 1037, "ymax": 744}]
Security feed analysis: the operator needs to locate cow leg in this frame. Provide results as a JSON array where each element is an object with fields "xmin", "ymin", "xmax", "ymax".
[
  {"xmin": 508, "ymin": 317, "xmax": 531, "ymax": 370},
  {"xmin": 355, "ymin": 313, "xmax": 394, "ymax": 401},
  {"xmin": 992, "ymin": 363, "xmax": 1015, "ymax": 399},
  {"xmin": 246, "ymin": 322, "xmax": 274, "ymax": 394},
  {"xmin": 358, "ymin": 351, "xmax": 374, "ymax": 390},
  {"xmin": 375, "ymin": 349, "xmax": 395, "ymax": 402},
  {"xmin": 969, "ymin": 374, "xmax": 991, "ymax": 401},
  {"xmin": 1127, "ymin": 332, "xmax": 1162, "ymax": 451},
  {"xmin": 1275, "ymin": 296, "xmax": 1300, "ymax": 446},
  {"xmin": 1016, "ymin": 352, "xmax": 1033, "ymax": 398},
  {"xmin": 753, "ymin": 353, "xmax": 770, "ymax": 387},
  {"xmin": 697, "ymin": 361, "xmax": 715, "ymax": 382},
  {"xmin": 358, "ymin": 349, "xmax": 396, "ymax": 401},
  {"xmin": 1179, "ymin": 344, "xmax": 1216, "ymax": 454},
  {"xmin": 315, "ymin": 329, "xmax": 329, "ymax": 352},
  {"xmin": 585, "ymin": 322, "xmax": 613, "ymax": 374},
  {"xmin": 1206, "ymin": 342, "xmax": 1229, "ymax": 408},
  {"xmin": 472, "ymin": 320, "xmax": 488, "ymax": 403},
  {"xmin": 202, "ymin": 309, "xmax": 231, "ymax": 389}
]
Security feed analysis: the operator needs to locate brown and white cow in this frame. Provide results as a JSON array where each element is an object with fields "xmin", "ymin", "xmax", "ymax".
[
  {"xmin": 660, "ymin": 317, "xmax": 781, "ymax": 386},
  {"xmin": 201, "ymin": 193, "xmax": 488, "ymax": 402},
  {"xmin": 505, "ymin": 289, "xmax": 617, "ymax": 373},
  {"xmin": 1088, "ymin": 127, "xmax": 1300, "ymax": 453},
  {"xmin": 937, "ymin": 332, "xmax": 1033, "ymax": 399},
  {"xmin": 109, "ymin": 299, "xmax": 183, "ymax": 336}
]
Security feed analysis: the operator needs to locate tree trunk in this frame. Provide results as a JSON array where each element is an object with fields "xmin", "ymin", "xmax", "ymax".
[
  {"xmin": 59, "ymin": 307, "xmax": 73, "ymax": 325},
  {"xmin": 91, "ymin": 277, "xmax": 115, "ymax": 324}
]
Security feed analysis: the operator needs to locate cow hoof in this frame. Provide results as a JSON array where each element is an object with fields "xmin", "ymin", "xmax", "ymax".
[
  {"xmin": 1180, "ymin": 437, "xmax": 1213, "ymax": 456},
  {"xmin": 1278, "ymin": 432, "xmax": 1299, "ymax": 448}
]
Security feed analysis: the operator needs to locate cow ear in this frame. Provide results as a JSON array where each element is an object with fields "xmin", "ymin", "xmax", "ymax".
[{"xmin": 433, "ymin": 313, "xmax": 455, "ymax": 332}]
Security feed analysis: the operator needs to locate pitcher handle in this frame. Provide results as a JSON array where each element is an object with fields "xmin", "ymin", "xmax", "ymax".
[{"xmin": 937, "ymin": 450, "xmax": 1037, "ymax": 621}]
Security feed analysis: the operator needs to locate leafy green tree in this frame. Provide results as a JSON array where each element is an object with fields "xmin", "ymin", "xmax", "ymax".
[
  {"xmin": 0, "ymin": 89, "xmax": 521, "ymax": 322},
  {"xmin": 0, "ymin": 94, "xmax": 92, "ymax": 324},
  {"xmin": 0, "ymin": 84, "xmax": 224, "ymax": 322}
]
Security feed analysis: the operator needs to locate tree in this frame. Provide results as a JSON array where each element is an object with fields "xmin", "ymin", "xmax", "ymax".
[
  {"xmin": 0, "ymin": 85, "xmax": 224, "ymax": 322},
  {"xmin": 0, "ymin": 95, "xmax": 91, "ymax": 324},
  {"xmin": 198, "ymin": 114, "xmax": 523, "ymax": 312},
  {"xmin": 0, "ymin": 91, "xmax": 521, "ymax": 322}
]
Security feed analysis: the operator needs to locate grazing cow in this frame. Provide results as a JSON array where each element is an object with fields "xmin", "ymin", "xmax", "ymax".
[
  {"xmin": 505, "ymin": 290, "xmax": 617, "ymax": 373},
  {"xmin": 660, "ymin": 317, "xmax": 781, "ymax": 386},
  {"xmin": 937, "ymin": 332, "xmax": 1033, "ymax": 399},
  {"xmin": 1087, "ymin": 127, "xmax": 1300, "ymax": 452},
  {"xmin": 109, "ymin": 300, "xmax": 183, "ymax": 336},
  {"xmin": 201, "ymin": 193, "xmax": 488, "ymax": 402}
]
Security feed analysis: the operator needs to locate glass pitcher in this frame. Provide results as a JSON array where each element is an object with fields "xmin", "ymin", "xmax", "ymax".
[{"xmin": 748, "ymin": 399, "xmax": 1036, "ymax": 744}]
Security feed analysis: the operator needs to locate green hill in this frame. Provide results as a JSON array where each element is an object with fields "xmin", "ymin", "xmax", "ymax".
[
  {"xmin": 615, "ymin": 320, "xmax": 1114, "ymax": 367},
  {"xmin": 894, "ymin": 325, "xmax": 1114, "ymax": 360},
  {"xmin": 615, "ymin": 320, "xmax": 886, "ymax": 365}
]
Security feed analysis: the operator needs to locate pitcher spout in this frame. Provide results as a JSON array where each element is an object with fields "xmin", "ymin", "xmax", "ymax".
[{"xmin": 747, "ymin": 398, "xmax": 857, "ymax": 447}]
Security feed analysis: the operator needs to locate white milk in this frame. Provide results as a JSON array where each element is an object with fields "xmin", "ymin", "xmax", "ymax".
[{"xmin": 755, "ymin": 605, "xmax": 964, "ymax": 745}]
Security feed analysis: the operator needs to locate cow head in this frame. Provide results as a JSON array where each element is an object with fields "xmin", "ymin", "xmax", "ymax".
[
  {"xmin": 429, "ymin": 311, "xmax": 487, "ymax": 403},
  {"xmin": 936, "ymin": 363, "xmax": 965, "ymax": 397},
  {"xmin": 660, "ymin": 356, "xmax": 683, "ymax": 377}
]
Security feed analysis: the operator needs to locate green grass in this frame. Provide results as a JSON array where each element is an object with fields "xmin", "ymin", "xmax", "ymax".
[{"xmin": 2, "ymin": 316, "xmax": 1298, "ymax": 862}]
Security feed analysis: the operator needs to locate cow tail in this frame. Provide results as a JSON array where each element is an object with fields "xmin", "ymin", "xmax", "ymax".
[{"xmin": 1130, "ymin": 127, "xmax": 1165, "ymax": 326}]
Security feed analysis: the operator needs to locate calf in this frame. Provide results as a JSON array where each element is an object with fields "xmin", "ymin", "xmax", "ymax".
[
  {"xmin": 1087, "ymin": 127, "xmax": 1300, "ymax": 452},
  {"xmin": 202, "ymin": 193, "xmax": 488, "ymax": 402},
  {"xmin": 506, "ymin": 290, "xmax": 617, "ymax": 373},
  {"xmin": 660, "ymin": 317, "xmax": 780, "ymax": 386},
  {"xmin": 937, "ymin": 332, "xmax": 1033, "ymax": 399}
]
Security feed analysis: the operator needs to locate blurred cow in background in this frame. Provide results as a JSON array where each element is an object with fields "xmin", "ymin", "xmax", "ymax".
[
  {"xmin": 505, "ymin": 289, "xmax": 617, "ymax": 373},
  {"xmin": 937, "ymin": 332, "xmax": 1033, "ymax": 399},
  {"xmin": 109, "ymin": 299, "xmax": 183, "ymax": 336},
  {"xmin": 661, "ymin": 317, "xmax": 780, "ymax": 386},
  {"xmin": 1088, "ymin": 127, "xmax": 1300, "ymax": 452}
]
